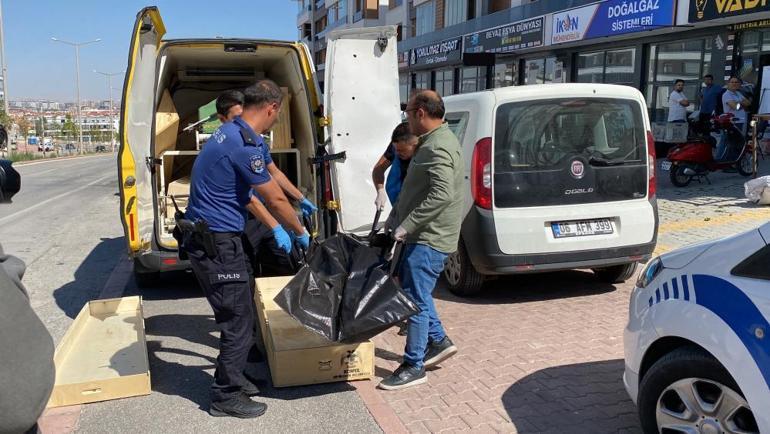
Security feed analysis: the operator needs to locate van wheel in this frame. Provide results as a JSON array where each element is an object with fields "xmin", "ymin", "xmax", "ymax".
[
  {"xmin": 637, "ymin": 346, "xmax": 758, "ymax": 434},
  {"xmin": 443, "ymin": 242, "xmax": 484, "ymax": 297},
  {"xmin": 669, "ymin": 164, "xmax": 692, "ymax": 187},
  {"xmin": 134, "ymin": 265, "xmax": 161, "ymax": 289},
  {"xmin": 592, "ymin": 262, "xmax": 637, "ymax": 283}
]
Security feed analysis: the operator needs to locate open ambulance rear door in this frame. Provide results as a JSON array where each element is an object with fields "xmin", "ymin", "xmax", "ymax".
[
  {"xmin": 324, "ymin": 26, "xmax": 401, "ymax": 233},
  {"xmin": 118, "ymin": 7, "xmax": 165, "ymax": 255}
]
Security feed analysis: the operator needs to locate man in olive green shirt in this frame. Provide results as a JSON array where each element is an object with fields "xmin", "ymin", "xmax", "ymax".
[{"xmin": 379, "ymin": 90, "xmax": 464, "ymax": 391}]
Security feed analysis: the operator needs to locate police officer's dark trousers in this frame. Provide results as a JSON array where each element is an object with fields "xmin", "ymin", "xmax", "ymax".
[{"xmin": 184, "ymin": 231, "xmax": 254, "ymax": 403}]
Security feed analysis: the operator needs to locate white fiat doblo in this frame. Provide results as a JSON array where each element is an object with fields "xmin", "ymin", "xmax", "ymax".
[
  {"xmin": 118, "ymin": 7, "xmax": 401, "ymax": 286},
  {"xmin": 442, "ymin": 84, "xmax": 658, "ymax": 296}
]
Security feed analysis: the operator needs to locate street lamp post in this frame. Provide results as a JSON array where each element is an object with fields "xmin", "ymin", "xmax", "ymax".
[
  {"xmin": 51, "ymin": 37, "xmax": 100, "ymax": 155},
  {"xmin": 94, "ymin": 70, "xmax": 121, "ymax": 153}
]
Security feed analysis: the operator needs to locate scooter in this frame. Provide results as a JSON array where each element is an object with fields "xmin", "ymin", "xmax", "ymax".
[{"xmin": 664, "ymin": 112, "xmax": 755, "ymax": 187}]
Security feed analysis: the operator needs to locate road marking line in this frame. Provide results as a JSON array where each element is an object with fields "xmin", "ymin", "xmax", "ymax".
[
  {"xmin": 12, "ymin": 154, "xmax": 113, "ymax": 167},
  {"xmin": 0, "ymin": 174, "xmax": 114, "ymax": 225}
]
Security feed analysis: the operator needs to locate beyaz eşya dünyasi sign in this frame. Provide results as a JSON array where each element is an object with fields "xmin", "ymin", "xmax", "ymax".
[{"xmin": 552, "ymin": 0, "xmax": 676, "ymax": 45}]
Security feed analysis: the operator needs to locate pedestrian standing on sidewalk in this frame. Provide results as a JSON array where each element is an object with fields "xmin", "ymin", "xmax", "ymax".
[
  {"xmin": 668, "ymin": 79, "xmax": 690, "ymax": 123},
  {"xmin": 378, "ymin": 90, "xmax": 463, "ymax": 391}
]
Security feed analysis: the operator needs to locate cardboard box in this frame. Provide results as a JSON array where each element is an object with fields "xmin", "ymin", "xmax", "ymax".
[
  {"xmin": 255, "ymin": 276, "xmax": 374, "ymax": 387},
  {"xmin": 47, "ymin": 296, "xmax": 151, "ymax": 408}
]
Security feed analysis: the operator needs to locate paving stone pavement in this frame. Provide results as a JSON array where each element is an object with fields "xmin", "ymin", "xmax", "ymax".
[{"xmin": 368, "ymin": 161, "xmax": 770, "ymax": 433}]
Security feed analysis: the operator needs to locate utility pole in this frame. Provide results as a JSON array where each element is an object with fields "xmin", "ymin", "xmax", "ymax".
[
  {"xmin": 94, "ymin": 70, "xmax": 121, "ymax": 153},
  {"xmin": 0, "ymin": 1, "xmax": 9, "ymax": 157},
  {"xmin": 51, "ymin": 37, "xmax": 100, "ymax": 155}
]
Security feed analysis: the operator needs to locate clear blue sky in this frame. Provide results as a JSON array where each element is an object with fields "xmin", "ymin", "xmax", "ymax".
[{"xmin": 4, "ymin": 1, "xmax": 300, "ymax": 102}]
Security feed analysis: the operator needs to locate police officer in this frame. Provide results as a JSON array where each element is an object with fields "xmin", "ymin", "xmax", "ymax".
[{"xmin": 181, "ymin": 80, "xmax": 308, "ymax": 418}]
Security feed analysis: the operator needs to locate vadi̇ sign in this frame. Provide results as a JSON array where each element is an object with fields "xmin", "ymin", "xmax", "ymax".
[{"xmin": 551, "ymin": 0, "xmax": 676, "ymax": 45}]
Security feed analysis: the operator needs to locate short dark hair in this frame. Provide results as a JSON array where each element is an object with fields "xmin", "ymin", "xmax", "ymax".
[
  {"xmin": 703, "ymin": 74, "xmax": 713, "ymax": 80},
  {"xmin": 243, "ymin": 79, "xmax": 283, "ymax": 109},
  {"xmin": 728, "ymin": 76, "xmax": 742, "ymax": 83},
  {"xmin": 674, "ymin": 79, "xmax": 685, "ymax": 85},
  {"xmin": 215, "ymin": 90, "xmax": 244, "ymax": 116},
  {"xmin": 391, "ymin": 122, "xmax": 414, "ymax": 143},
  {"xmin": 410, "ymin": 89, "xmax": 445, "ymax": 119}
]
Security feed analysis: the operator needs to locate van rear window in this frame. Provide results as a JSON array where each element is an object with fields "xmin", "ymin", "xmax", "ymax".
[{"xmin": 493, "ymin": 98, "xmax": 648, "ymax": 208}]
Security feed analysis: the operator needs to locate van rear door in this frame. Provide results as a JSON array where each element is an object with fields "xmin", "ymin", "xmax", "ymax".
[
  {"xmin": 324, "ymin": 26, "xmax": 401, "ymax": 233},
  {"xmin": 118, "ymin": 7, "xmax": 166, "ymax": 255}
]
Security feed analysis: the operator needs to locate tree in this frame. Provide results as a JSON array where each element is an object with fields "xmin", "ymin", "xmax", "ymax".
[
  {"xmin": 0, "ymin": 110, "xmax": 11, "ymax": 128},
  {"xmin": 61, "ymin": 114, "xmax": 79, "ymax": 141},
  {"xmin": 14, "ymin": 115, "xmax": 31, "ymax": 138}
]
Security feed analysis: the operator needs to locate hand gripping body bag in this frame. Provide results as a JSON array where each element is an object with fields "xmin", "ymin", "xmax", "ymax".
[{"xmin": 274, "ymin": 233, "xmax": 419, "ymax": 343}]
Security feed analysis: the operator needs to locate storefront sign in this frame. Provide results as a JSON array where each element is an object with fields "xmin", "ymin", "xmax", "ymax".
[
  {"xmin": 551, "ymin": 0, "xmax": 676, "ymax": 45},
  {"xmin": 409, "ymin": 37, "xmax": 463, "ymax": 68},
  {"xmin": 691, "ymin": 0, "xmax": 770, "ymax": 23},
  {"xmin": 730, "ymin": 18, "xmax": 770, "ymax": 31},
  {"xmin": 398, "ymin": 51, "xmax": 410, "ymax": 69},
  {"xmin": 464, "ymin": 16, "xmax": 545, "ymax": 54}
]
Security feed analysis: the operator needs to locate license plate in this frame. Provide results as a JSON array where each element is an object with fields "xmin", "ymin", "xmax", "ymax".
[
  {"xmin": 551, "ymin": 219, "xmax": 614, "ymax": 238},
  {"xmin": 660, "ymin": 161, "xmax": 672, "ymax": 171}
]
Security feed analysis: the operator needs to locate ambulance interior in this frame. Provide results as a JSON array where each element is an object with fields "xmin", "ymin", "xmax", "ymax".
[{"xmin": 152, "ymin": 43, "xmax": 318, "ymax": 248}]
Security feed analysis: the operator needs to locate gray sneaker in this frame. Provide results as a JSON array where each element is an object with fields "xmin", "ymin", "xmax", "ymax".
[
  {"xmin": 424, "ymin": 336, "xmax": 457, "ymax": 369},
  {"xmin": 377, "ymin": 363, "xmax": 426, "ymax": 390}
]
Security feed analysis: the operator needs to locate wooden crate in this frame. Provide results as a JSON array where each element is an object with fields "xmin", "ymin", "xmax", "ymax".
[
  {"xmin": 47, "ymin": 296, "xmax": 151, "ymax": 408},
  {"xmin": 255, "ymin": 276, "xmax": 374, "ymax": 387}
]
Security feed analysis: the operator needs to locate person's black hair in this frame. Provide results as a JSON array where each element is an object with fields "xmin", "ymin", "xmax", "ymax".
[
  {"xmin": 410, "ymin": 89, "xmax": 445, "ymax": 119},
  {"xmin": 728, "ymin": 76, "xmax": 742, "ymax": 83},
  {"xmin": 674, "ymin": 79, "xmax": 685, "ymax": 85},
  {"xmin": 391, "ymin": 122, "xmax": 414, "ymax": 143},
  {"xmin": 703, "ymin": 74, "xmax": 713, "ymax": 80},
  {"xmin": 243, "ymin": 79, "xmax": 283, "ymax": 109},
  {"xmin": 215, "ymin": 90, "xmax": 244, "ymax": 116}
]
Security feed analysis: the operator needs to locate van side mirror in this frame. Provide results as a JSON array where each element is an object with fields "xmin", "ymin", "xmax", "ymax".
[{"xmin": 0, "ymin": 160, "xmax": 20, "ymax": 203}]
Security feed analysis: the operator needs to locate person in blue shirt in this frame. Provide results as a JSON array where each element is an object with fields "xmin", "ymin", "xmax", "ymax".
[
  {"xmin": 372, "ymin": 122, "xmax": 418, "ymax": 210},
  {"xmin": 698, "ymin": 74, "xmax": 722, "ymax": 134},
  {"xmin": 181, "ymin": 80, "xmax": 307, "ymax": 418}
]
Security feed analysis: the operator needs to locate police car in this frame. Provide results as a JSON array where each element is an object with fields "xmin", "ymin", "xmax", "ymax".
[{"xmin": 624, "ymin": 221, "xmax": 770, "ymax": 433}]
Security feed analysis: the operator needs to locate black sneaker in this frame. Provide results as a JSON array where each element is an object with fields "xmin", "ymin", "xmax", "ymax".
[
  {"xmin": 210, "ymin": 393, "xmax": 267, "ymax": 418},
  {"xmin": 424, "ymin": 336, "xmax": 457, "ymax": 369},
  {"xmin": 377, "ymin": 363, "xmax": 426, "ymax": 390},
  {"xmin": 240, "ymin": 380, "xmax": 260, "ymax": 396}
]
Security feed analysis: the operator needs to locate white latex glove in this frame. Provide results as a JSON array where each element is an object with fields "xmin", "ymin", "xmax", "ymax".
[
  {"xmin": 375, "ymin": 188, "xmax": 388, "ymax": 210},
  {"xmin": 393, "ymin": 225, "xmax": 407, "ymax": 242}
]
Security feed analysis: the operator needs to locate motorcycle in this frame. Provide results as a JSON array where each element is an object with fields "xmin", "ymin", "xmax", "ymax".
[{"xmin": 663, "ymin": 111, "xmax": 755, "ymax": 187}]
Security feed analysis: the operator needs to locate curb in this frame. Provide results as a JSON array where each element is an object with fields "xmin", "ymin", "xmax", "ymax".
[
  {"xmin": 36, "ymin": 255, "xmax": 133, "ymax": 434},
  {"xmin": 12, "ymin": 153, "xmax": 113, "ymax": 167},
  {"xmin": 353, "ymin": 380, "xmax": 408, "ymax": 433}
]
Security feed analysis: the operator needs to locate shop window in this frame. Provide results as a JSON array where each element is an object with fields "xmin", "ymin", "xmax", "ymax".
[
  {"xmin": 414, "ymin": 71, "xmax": 430, "ymax": 90},
  {"xmin": 461, "ymin": 66, "xmax": 486, "ymax": 93},
  {"xmin": 578, "ymin": 48, "xmax": 635, "ymax": 86},
  {"xmin": 494, "ymin": 62, "xmax": 517, "ymax": 88},
  {"xmin": 646, "ymin": 39, "xmax": 707, "ymax": 122},
  {"xmin": 525, "ymin": 58, "xmax": 545, "ymax": 85},
  {"xmin": 436, "ymin": 68, "xmax": 456, "ymax": 96},
  {"xmin": 399, "ymin": 74, "xmax": 410, "ymax": 104},
  {"xmin": 488, "ymin": 0, "xmax": 510, "ymax": 14},
  {"xmin": 416, "ymin": 1, "xmax": 436, "ymax": 36},
  {"xmin": 445, "ymin": 0, "xmax": 466, "ymax": 27}
]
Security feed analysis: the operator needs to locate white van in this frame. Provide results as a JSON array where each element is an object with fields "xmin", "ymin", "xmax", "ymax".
[
  {"xmin": 118, "ymin": 7, "xmax": 400, "ymax": 286},
  {"xmin": 442, "ymin": 84, "xmax": 658, "ymax": 296}
]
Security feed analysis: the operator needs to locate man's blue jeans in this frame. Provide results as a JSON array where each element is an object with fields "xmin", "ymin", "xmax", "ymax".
[{"xmin": 400, "ymin": 243, "xmax": 448, "ymax": 369}]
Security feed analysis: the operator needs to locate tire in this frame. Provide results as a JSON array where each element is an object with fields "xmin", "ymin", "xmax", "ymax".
[
  {"xmin": 669, "ymin": 164, "xmax": 693, "ymax": 187},
  {"xmin": 134, "ymin": 263, "xmax": 161, "ymax": 288},
  {"xmin": 443, "ymin": 241, "xmax": 484, "ymax": 297},
  {"xmin": 638, "ymin": 346, "xmax": 758, "ymax": 434},
  {"xmin": 737, "ymin": 152, "xmax": 754, "ymax": 177},
  {"xmin": 592, "ymin": 262, "xmax": 637, "ymax": 283}
]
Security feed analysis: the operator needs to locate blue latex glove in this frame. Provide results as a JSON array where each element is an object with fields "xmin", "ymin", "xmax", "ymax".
[
  {"xmin": 295, "ymin": 231, "xmax": 311, "ymax": 250},
  {"xmin": 299, "ymin": 197, "xmax": 318, "ymax": 217},
  {"xmin": 271, "ymin": 225, "xmax": 292, "ymax": 254}
]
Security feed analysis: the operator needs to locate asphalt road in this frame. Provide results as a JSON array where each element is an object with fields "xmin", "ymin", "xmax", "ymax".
[{"xmin": 0, "ymin": 155, "xmax": 380, "ymax": 433}]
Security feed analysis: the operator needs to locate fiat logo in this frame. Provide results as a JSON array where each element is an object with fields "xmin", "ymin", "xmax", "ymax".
[{"xmin": 570, "ymin": 160, "xmax": 585, "ymax": 179}]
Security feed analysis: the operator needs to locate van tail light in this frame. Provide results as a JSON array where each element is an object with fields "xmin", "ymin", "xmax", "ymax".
[
  {"xmin": 128, "ymin": 213, "xmax": 136, "ymax": 242},
  {"xmin": 471, "ymin": 137, "xmax": 492, "ymax": 210},
  {"xmin": 646, "ymin": 130, "xmax": 656, "ymax": 198}
]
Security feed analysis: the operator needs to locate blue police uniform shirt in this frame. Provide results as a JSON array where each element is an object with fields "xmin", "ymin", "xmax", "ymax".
[{"xmin": 186, "ymin": 116, "xmax": 272, "ymax": 232}]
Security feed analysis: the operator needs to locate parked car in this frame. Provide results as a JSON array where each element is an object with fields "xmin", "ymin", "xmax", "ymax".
[
  {"xmin": 624, "ymin": 223, "xmax": 769, "ymax": 433},
  {"xmin": 95, "ymin": 145, "xmax": 107, "ymax": 153},
  {"xmin": 64, "ymin": 143, "xmax": 76, "ymax": 151},
  {"xmin": 37, "ymin": 143, "xmax": 53, "ymax": 152},
  {"xmin": 119, "ymin": 7, "xmax": 399, "ymax": 286},
  {"xmin": 441, "ymin": 84, "xmax": 658, "ymax": 295}
]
